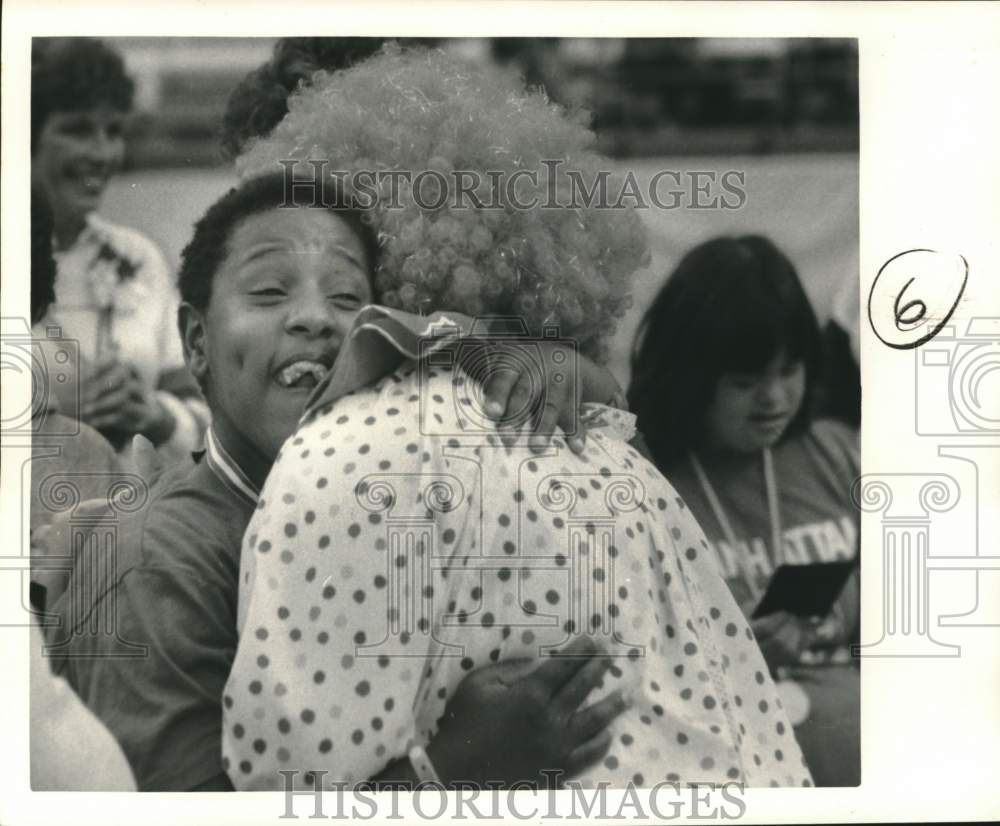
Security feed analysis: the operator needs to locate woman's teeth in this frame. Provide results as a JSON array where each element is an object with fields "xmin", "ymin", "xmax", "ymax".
[{"xmin": 278, "ymin": 360, "xmax": 329, "ymax": 389}]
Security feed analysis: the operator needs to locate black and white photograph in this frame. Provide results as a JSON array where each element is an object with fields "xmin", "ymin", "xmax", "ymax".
[{"xmin": 2, "ymin": 3, "xmax": 998, "ymax": 825}]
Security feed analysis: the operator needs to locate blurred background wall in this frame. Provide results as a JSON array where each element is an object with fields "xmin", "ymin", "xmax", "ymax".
[{"xmin": 98, "ymin": 37, "xmax": 858, "ymax": 385}]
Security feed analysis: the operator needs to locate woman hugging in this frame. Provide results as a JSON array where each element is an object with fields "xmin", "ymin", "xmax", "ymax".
[{"xmin": 214, "ymin": 46, "xmax": 811, "ymax": 791}]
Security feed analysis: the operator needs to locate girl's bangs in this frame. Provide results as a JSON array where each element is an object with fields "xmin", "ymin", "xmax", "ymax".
[{"xmin": 709, "ymin": 287, "xmax": 814, "ymax": 375}]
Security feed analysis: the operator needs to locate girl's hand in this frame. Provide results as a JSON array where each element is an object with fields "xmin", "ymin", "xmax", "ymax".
[
  {"xmin": 750, "ymin": 611, "xmax": 818, "ymax": 670},
  {"xmin": 30, "ymin": 515, "xmax": 73, "ymax": 609},
  {"xmin": 425, "ymin": 636, "xmax": 629, "ymax": 787}
]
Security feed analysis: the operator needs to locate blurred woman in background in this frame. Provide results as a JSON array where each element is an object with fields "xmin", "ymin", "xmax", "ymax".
[
  {"xmin": 628, "ymin": 235, "xmax": 860, "ymax": 786},
  {"xmin": 29, "ymin": 186, "xmax": 120, "ymax": 541},
  {"xmin": 31, "ymin": 38, "xmax": 207, "ymax": 462}
]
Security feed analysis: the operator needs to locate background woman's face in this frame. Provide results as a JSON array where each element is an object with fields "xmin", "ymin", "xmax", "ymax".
[
  {"xmin": 31, "ymin": 105, "xmax": 127, "ymax": 230},
  {"xmin": 704, "ymin": 350, "xmax": 806, "ymax": 454},
  {"xmin": 202, "ymin": 205, "xmax": 373, "ymax": 463}
]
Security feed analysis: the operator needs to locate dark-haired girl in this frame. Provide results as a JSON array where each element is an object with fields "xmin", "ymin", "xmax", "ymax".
[{"xmin": 629, "ymin": 235, "xmax": 860, "ymax": 787}]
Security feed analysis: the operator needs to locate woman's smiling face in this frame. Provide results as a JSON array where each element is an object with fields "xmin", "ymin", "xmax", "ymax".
[
  {"xmin": 31, "ymin": 106, "xmax": 127, "ymax": 234},
  {"xmin": 200, "ymin": 205, "xmax": 373, "ymax": 467}
]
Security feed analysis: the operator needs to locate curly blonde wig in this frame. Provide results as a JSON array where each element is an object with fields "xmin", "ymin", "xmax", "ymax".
[{"xmin": 237, "ymin": 44, "xmax": 649, "ymax": 362}]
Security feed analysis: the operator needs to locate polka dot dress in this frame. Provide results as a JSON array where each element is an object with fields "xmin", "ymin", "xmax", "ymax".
[{"xmin": 223, "ymin": 365, "xmax": 812, "ymax": 790}]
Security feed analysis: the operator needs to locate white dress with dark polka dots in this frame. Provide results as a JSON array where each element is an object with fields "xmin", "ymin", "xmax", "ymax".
[{"xmin": 223, "ymin": 362, "xmax": 812, "ymax": 790}]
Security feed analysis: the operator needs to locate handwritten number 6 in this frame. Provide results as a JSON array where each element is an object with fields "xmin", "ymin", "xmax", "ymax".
[
  {"xmin": 893, "ymin": 277, "xmax": 927, "ymax": 328},
  {"xmin": 868, "ymin": 249, "xmax": 968, "ymax": 350}
]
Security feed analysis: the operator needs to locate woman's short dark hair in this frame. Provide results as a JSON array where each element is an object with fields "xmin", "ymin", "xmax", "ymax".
[
  {"xmin": 627, "ymin": 235, "xmax": 824, "ymax": 468},
  {"xmin": 178, "ymin": 171, "xmax": 379, "ymax": 312},
  {"xmin": 31, "ymin": 38, "xmax": 135, "ymax": 152},
  {"xmin": 31, "ymin": 187, "xmax": 58, "ymax": 325}
]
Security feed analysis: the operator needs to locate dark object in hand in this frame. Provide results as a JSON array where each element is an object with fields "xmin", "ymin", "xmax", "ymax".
[{"xmin": 752, "ymin": 560, "xmax": 856, "ymax": 620}]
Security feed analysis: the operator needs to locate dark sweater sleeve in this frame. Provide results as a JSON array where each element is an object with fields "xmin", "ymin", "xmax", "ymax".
[{"xmin": 53, "ymin": 501, "xmax": 239, "ymax": 791}]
